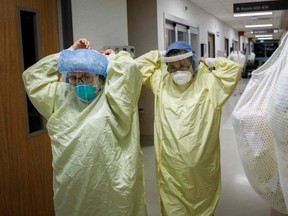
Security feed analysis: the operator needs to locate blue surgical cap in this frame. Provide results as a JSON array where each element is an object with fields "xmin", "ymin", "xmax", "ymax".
[
  {"xmin": 58, "ymin": 49, "xmax": 108, "ymax": 76},
  {"xmin": 165, "ymin": 41, "xmax": 199, "ymax": 75}
]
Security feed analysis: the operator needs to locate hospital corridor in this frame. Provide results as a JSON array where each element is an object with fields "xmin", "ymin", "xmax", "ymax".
[
  {"xmin": 1, "ymin": 0, "xmax": 288, "ymax": 215},
  {"xmin": 141, "ymin": 78, "xmax": 287, "ymax": 216}
]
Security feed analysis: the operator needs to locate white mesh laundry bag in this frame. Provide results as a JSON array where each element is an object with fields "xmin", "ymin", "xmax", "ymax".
[
  {"xmin": 267, "ymin": 56, "xmax": 288, "ymax": 209},
  {"xmin": 228, "ymin": 51, "xmax": 246, "ymax": 67},
  {"xmin": 232, "ymin": 32, "xmax": 288, "ymax": 214}
]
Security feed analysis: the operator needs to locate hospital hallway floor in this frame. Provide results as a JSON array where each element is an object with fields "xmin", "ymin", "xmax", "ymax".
[{"xmin": 140, "ymin": 78, "xmax": 288, "ymax": 216}]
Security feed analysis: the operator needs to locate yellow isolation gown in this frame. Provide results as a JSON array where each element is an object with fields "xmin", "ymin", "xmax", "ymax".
[
  {"xmin": 136, "ymin": 51, "xmax": 241, "ymax": 216},
  {"xmin": 22, "ymin": 51, "xmax": 147, "ymax": 216}
]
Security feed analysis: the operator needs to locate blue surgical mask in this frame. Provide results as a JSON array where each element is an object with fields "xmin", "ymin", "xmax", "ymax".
[{"xmin": 75, "ymin": 84, "xmax": 97, "ymax": 103}]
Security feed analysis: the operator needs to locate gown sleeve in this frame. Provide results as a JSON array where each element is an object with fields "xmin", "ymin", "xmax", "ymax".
[
  {"xmin": 22, "ymin": 53, "xmax": 60, "ymax": 120},
  {"xmin": 135, "ymin": 50, "xmax": 162, "ymax": 92},
  {"xmin": 200, "ymin": 57, "xmax": 242, "ymax": 108},
  {"xmin": 105, "ymin": 51, "xmax": 143, "ymax": 132}
]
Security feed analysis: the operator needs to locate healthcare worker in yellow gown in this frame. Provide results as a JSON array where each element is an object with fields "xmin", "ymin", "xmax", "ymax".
[
  {"xmin": 136, "ymin": 41, "xmax": 242, "ymax": 216},
  {"xmin": 22, "ymin": 39, "xmax": 147, "ymax": 216}
]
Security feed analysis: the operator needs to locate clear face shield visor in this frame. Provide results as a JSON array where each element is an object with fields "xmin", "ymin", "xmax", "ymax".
[
  {"xmin": 161, "ymin": 51, "xmax": 193, "ymax": 63},
  {"xmin": 161, "ymin": 52, "xmax": 194, "ymax": 85},
  {"xmin": 60, "ymin": 72, "xmax": 100, "ymax": 104},
  {"xmin": 57, "ymin": 49, "xmax": 108, "ymax": 104}
]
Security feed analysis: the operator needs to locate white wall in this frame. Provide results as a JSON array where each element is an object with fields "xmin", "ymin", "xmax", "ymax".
[
  {"xmin": 71, "ymin": 0, "xmax": 239, "ymax": 55},
  {"xmin": 71, "ymin": 0, "xmax": 128, "ymax": 51},
  {"xmin": 70, "ymin": 0, "xmax": 241, "ymax": 136},
  {"xmin": 157, "ymin": 0, "xmax": 238, "ymax": 56}
]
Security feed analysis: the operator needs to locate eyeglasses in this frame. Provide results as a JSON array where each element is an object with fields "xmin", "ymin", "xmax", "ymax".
[
  {"xmin": 68, "ymin": 73, "xmax": 95, "ymax": 85},
  {"xmin": 167, "ymin": 63, "xmax": 192, "ymax": 73}
]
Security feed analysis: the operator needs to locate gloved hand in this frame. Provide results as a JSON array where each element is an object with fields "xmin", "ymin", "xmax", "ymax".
[{"xmin": 200, "ymin": 57, "xmax": 216, "ymax": 71}]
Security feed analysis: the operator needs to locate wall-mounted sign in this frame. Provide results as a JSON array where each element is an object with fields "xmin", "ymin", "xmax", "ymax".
[
  {"xmin": 234, "ymin": 0, "xmax": 288, "ymax": 13},
  {"xmin": 252, "ymin": 28, "xmax": 279, "ymax": 34}
]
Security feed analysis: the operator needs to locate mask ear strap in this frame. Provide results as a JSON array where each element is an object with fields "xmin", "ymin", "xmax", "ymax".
[{"xmin": 162, "ymin": 52, "xmax": 193, "ymax": 63}]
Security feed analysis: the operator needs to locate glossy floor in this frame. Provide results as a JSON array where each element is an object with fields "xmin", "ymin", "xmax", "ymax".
[{"xmin": 141, "ymin": 78, "xmax": 288, "ymax": 216}]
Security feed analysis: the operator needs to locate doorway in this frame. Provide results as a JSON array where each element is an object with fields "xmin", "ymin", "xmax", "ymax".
[
  {"xmin": 0, "ymin": 0, "xmax": 60, "ymax": 215},
  {"xmin": 225, "ymin": 38, "xmax": 229, "ymax": 57},
  {"xmin": 208, "ymin": 33, "xmax": 215, "ymax": 57}
]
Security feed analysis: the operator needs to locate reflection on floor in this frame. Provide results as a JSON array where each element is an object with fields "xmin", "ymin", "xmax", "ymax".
[{"xmin": 141, "ymin": 78, "xmax": 288, "ymax": 216}]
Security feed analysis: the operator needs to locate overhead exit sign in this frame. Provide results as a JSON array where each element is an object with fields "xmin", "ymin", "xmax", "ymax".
[
  {"xmin": 252, "ymin": 28, "xmax": 279, "ymax": 34},
  {"xmin": 234, "ymin": 0, "xmax": 288, "ymax": 13}
]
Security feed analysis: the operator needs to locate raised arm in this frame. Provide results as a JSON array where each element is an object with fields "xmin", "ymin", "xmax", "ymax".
[
  {"xmin": 22, "ymin": 39, "xmax": 92, "ymax": 120},
  {"xmin": 135, "ymin": 50, "xmax": 162, "ymax": 90},
  {"xmin": 22, "ymin": 53, "xmax": 60, "ymax": 120},
  {"xmin": 200, "ymin": 57, "xmax": 242, "ymax": 107},
  {"xmin": 105, "ymin": 51, "xmax": 143, "ymax": 132}
]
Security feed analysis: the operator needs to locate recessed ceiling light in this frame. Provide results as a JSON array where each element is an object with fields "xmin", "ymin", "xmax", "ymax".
[
  {"xmin": 245, "ymin": 24, "xmax": 273, "ymax": 28},
  {"xmin": 258, "ymin": 37, "xmax": 273, "ymax": 40},
  {"xmin": 234, "ymin": 12, "xmax": 273, "ymax": 17},
  {"xmin": 255, "ymin": 34, "xmax": 273, "ymax": 37}
]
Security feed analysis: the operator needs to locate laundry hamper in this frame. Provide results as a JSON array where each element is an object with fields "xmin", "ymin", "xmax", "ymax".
[{"xmin": 232, "ymin": 32, "xmax": 288, "ymax": 214}]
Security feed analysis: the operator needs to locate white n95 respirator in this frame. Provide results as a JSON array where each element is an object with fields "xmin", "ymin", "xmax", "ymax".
[{"xmin": 171, "ymin": 71, "xmax": 192, "ymax": 85}]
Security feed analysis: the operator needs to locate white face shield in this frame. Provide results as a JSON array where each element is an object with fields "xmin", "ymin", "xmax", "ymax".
[
  {"xmin": 162, "ymin": 52, "xmax": 194, "ymax": 86},
  {"xmin": 161, "ymin": 51, "xmax": 193, "ymax": 63}
]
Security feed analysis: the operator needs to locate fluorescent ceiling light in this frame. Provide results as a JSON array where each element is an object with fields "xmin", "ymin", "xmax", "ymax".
[
  {"xmin": 234, "ymin": 12, "xmax": 273, "ymax": 17},
  {"xmin": 258, "ymin": 37, "xmax": 273, "ymax": 40},
  {"xmin": 245, "ymin": 24, "xmax": 273, "ymax": 28},
  {"xmin": 255, "ymin": 34, "xmax": 273, "ymax": 37}
]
